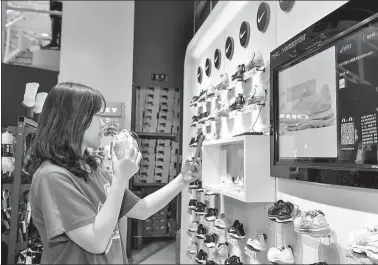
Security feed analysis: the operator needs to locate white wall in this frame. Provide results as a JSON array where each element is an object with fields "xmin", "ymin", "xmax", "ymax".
[
  {"xmin": 58, "ymin": 1, "xmax": 135, "ymax": 258},
  {"xmin": 59, "ymin": 1, "xmax": 135, "ymax": 130},
  {"xmin": 182, "ymin": 1, "xmax": 378, "ymax": 264}
]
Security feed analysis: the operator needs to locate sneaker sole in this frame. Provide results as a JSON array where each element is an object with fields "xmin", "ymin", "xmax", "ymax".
[
  {"xmin": 268, "ymin": 216, "xmax": 294, "ymax": 223},
  {"xmin": 294, "ymin": 227, "xmax": 332, "ymax": 237},
  {"xmin": 247, "ymin": 242, "xmax": 265, "ymax": 252},
  {"xmin": 286, "ymin": 114, "xmax": 335, "ymax": 131},
  {"xmin": 205, "ymin": 242, "xmax": 215, "ymax": 248},
  {"xmin": 188, "ymin": 206, "xmax": 196, "ymax": 210},
  {"xmin": 268, "ymin": 257, "xmax": 295, "ymax": 264},
  {"xmin": 349, "ymin": 244, "xmax": 378, "ymax": 260},
  {"xmin": 229, "ymin": 233, "xmax": 245, "ymax": 239},
  {"xmin": 195, "ymin": 212, "xmax": 206, "ymax": 215},
  {"xmin": 188, "ymin": 250, "xmax": 197, "ymax": 254},
  {"xmin": 205, "ymin": 216, "xmax": 216, "ymax": 221},
  {"xmin": 196, "ymin": 258, "xmax": 206, "ymax": 264},
  {"xmin": 214, "ymin": 224, "xmax": 226, "ymax": 229}
]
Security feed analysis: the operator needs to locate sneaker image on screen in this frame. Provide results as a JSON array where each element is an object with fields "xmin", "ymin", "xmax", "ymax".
[
  {"xmin": 282, "ymin": 84, "xmax": 335, "ymax": 131},
  {"xmin": 348, "ymin": 225, "xmax": 378, "ymax": 261},
  {"xmin": 294, "ymin": 210, "xmax": 332, "ymax": 237}
]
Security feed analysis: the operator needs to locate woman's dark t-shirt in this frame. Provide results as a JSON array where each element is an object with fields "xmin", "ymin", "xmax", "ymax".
[{"xmin": 29, "ymin": 161, "xmax": 140, "ymax": 264}]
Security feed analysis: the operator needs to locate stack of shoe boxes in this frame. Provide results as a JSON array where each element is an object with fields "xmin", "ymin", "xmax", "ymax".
[
  {"xmin": 142, "ymin": 206, "xmax": 169, "ymax": 237},
  {"xmin": 169, "ymin": 141, "xmax": 179, "ymax": 181},
  {"xmin": 138, "ymin": 139, "xmax": 156, "ymax": 183},
  {"xmin": 142, "ymin": 87, "xmax": 160, "ymax": 132},
  {"xmin": 155, "ymin": 140, "xmax": 170, "ymax": 183}
]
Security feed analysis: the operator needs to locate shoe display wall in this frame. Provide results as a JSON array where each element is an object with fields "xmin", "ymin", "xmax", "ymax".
[{"xmin": 182, "ymin": 1, "xmax": 378, "ymax": 265}]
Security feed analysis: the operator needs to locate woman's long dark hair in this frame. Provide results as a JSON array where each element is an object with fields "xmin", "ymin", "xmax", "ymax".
[{"xmin": 24, "ymin": 82, "xmax": 106, "ymax": 181}]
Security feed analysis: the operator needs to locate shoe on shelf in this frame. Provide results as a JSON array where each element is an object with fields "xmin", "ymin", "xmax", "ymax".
[
  {"xmin": 199, "ymin": 112, "xmax": 210, "ymax": 124},
  {"xmin": 191, "ymin": 116, "xmax": 199, "ymax": 127},
  {"xmin": 189, "ymin": 179, "xmax": 202, "ymax": 189},
  {"xmin": 196, "ymin": 249, "xmax": 208, "ymax": 264},
  {"xmin": 214, "ymin": 242, "xmax": 228, "ymax": 259},
  {"xmin": 205, "ymin": 208, "xmax": 218, "ymax": 221},
  {"xmin": 228, "ymin": 220, "xmax": 246, "ymax": 239},
  {"xmin": 245, "ymin": 51, "xmax": 264, "ymax": 72},
  {"xmin": 214, "ymin": 217, "xmax": 227, "ymax": 229},
  {"xmin": 229, "ymin": 94, "xmax": 246, "ymax": 112},
  {"xmin": 204, "ymin": 233, "xmax": 217, "ymax": 248},
  {"xmin": 198, "ymin": 90, "xmax": 207, "ymax": 103},
  {"xmin": 205, "ymin": 190, "xmax": 217, "ymax": 196},
  {"xmin": 220, "ymin": 174, "xmax": 234, "ymax": 185},
  {"xmin": 268, "ymin": 200, "xmax": 299, "ymax": 223},
  {"xmin": 247, "ymin": 232, "xmax": 267, "ymax": 252},
  {"xmin": 188, "ymin": 199, "xmax": 198, "ymax": 210},
  {"xmin": 189, "ymin": 137, "xmax": 197, "ymax": 148},
  {"xmin": 196, "ymin": 224, "xmax": 207, "ymax": 239},
  {"xmin": 267, "ymin": 245, "xmax": 295, "ymax": 264},
  {"xmin": 207, "ymin": 108, "xmax": 219, "ymax": 122},
  {"xmin": 189, "ymin": 221, "xmax": 199, "ymax": 232},
  {"xmin": 233, "ymin": 176, "xmax": 244, "ymax": 190},
  {"xmin": 190, "ymin": 96, "xmax": 200, "ymax": 107},
  {"xmin": 246, "ymin": 85, "xmax": 266, "ymax": 106},
  {"xmin": 348, "ymin": 225, "xmax": 378, "ymax": 260},
  {"xmin": 294, "ymin": 210, "xmax": 332, "ymax": 237},
  {"xmin": 225, "ymin": 255, "xmax": 243, "ymax": 265},
  {"xmin": 215, "ymin": 73, "xmax": 230, "ymax": 90},
  {"xmin": 188, "ymin": 240, "xmax": 198, "ymax": 254},
  {"xmin": 231, "ymin": 64, "xmax": 245, "ymax": 82},
  {"xmin": 195, "ymin": 202, "xmax": 206, "ymax": 215},
  {"xmin": 217, "ymin": 104, "xmax": 230, "ymax": 118},
  {"xmin": 206, "ymin": 85, "xmax": 217, "ymax": 99}
]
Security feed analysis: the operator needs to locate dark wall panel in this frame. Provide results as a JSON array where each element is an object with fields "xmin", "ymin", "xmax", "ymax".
[
  {"xmin": 1, "ymin": 64, "xmax": 58, "ymax": 127},
  {"xmin": 133, "ymin": 0, "xmax": 194, "ymax": 88}
]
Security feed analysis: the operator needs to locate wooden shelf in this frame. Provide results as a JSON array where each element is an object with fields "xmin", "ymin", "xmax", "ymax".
[{"xmin": 134, "ymin": 132, "xmax": 178, "ymax": 141}]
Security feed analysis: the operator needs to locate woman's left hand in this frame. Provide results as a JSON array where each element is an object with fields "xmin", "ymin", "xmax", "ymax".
[{"xmin": 180, "ymin": 156, "xmax": 202, "ymax": 185}]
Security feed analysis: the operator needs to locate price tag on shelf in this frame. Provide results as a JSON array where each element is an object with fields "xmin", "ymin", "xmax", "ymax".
[
  {"xmin": 244, "ymin": 246, "xmax": 257, "ymax": 259},
  {"xmin": 213, "ymin": 226, "xmax": 224, "ymax": 236},
  {"xmin": 226, "ymin": 233, "xmax": 239, "ymax": 246}
]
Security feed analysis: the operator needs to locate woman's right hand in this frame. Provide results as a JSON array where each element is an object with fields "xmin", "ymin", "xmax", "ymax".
[{"xmin": 111, "ymin": 147, "xmax": 142, "ymax": 181}]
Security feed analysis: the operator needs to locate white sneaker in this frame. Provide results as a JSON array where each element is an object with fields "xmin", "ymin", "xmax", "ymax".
[
  {"xmin": 189, "ymin": 221, "xmax": 199, "ymax": 232},
  {"xmin": 247, "ymin": 232, "xmax": 267, "ymax": 252},
  {"xmin": 233, "ymin": 176, "xmax": 244, "ymax": 190},
  {"xmin": 267, "ymin": 245, "xmax": 295, "ymax": 264},
  {"xmin": 214, "ymin": 218, "xmax": 227, "ymax": 229},
  {"xmin": 207, "ymin": 108, "xmax": 219, "ymax": 121},
  {"xmin": 220, "ymin": 174, "xmax": 233, "ymax": 185},
  {"xmin": 33, "ymin": 92, "xmax": 48, "ymax": 114},
  {"xmin": 245, "ymin": 51, "xmax": 264, "ymax": 71},
  {"xmin": 215, "ymin": 74, "xmax": 230, "ymax": 90},
  {"xmin": 188, "ymin": 240, "xmax": 198, "ymax": 254},
  {"xmin": 22, "ymin": 83, "xmax": 39, "ymax": 108},
  {"xmin": 348, "ymin": 225, "xmax": 378, "ymax": 260}
]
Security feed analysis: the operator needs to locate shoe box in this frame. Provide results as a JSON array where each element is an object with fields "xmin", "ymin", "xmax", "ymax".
[
  {"xmin": 134, "ymin": 172, "xmax": 150, "ymax": 184},
  {"xmin": 152, "ymin": 219, "xmax": 167, "ymax": 228},
  {"xmin": 142, "ymin": 113, "xmax": 158, "ymax": 132},
  {"xmin": 154, "ymin": 172, "xmax": 169, "ymax": 183},
  {"xmin": 155, "ymin": 164, "xmax": 169, "ymax": 178},
  {"xmin": 143, "ymin": 225, "xmax": 154, "ymax": 237},
  {"xmin": 153, "ymin": 226, "xmax": 167, "ymax": 236}
]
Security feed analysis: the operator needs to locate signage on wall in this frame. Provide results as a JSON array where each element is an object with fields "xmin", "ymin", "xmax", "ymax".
[
  {"xmin": 151, "ymin": 73, "xmax": 168, "ymax": 81},
  {"xmin": 205, "ymin": 58, "xmax": 212, "ymax": 77},
  {"xmin": 197, "ymin": 67, "xmax": 203, "ymax": 84},
  {"xmin": 214, "ymin": 49, "xmax": 221, "ymax": 70},
  {"xmin": 256, "ymin": 2, "xmax": 270, "ymax": 33},
  {"xmin": 239, "ymin": 21, "xmax": 250, "ymax": 48},
  {"xmin": 279, "ymin": 0, "xmax": 295, "ymax": 12},
  {"xmin": 225, "ymin": 36, "xmax": 234, "ymax": 60}
]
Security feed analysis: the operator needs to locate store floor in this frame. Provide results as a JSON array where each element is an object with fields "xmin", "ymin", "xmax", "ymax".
[{"xmin": 129, "ymin": 239, "xmax": 176, "ymax": 264}]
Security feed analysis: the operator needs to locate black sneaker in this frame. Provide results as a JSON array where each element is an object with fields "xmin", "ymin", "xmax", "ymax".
[
  {"xmin": 190, "ymin": 96, "xmax": 199, "ymax": 107},
  {"xmin": 189, "ymin": 199, "xmax": 197, "ymax": 210},
  {"xmin": 189, "ymin": 179, "xmax": 202, "ymax": 189},
  {"xmin": 196, "ymin": 249, "xmax": 207, "ymax": 264},
  {"xmin": 231, "ymin": 64, "xmax": 245, "ymax": 81},
  {"xmin": 189, "ymin": 137, "xmax": 197, "ymax": 147},
  {"xmin": 268, "ymin": 200, "xmax": 297, "ymax": 223},
  {"xmin": 229, "ymin": 94, "xmax": 245, "ymax": 112},
  {"xmin": 196, "ymin": 224, "xmax": 207, "ymax": 239},
  {"xmin": 198, "ymin": 90, "xmax": 207, "ymax": 103},
  {"xmin": 205, "ymin": 208, "xmax": 218, "ymax": 221},
  {"xmin": 195, "ymin": 202, "xmax": 206, "ymax": 215},
  {"xmin": 204, "ymin": 233, "xmax": 217, "ymax": 248},
  {"xmin": 228, "ymin": 220, "xmax": 246, "ymax": 239},
  {"xmin": 199, "ymin": 112, "xmax": 209, "ymax": 124},
  {"xmin": 206, "ymin": 261, "xmax": 216, "ymax": 265},
  {"xmin": 191, "ymin": 116, "xmax": 199, "ymax": 127},
  {"xmin": 225, "ymin": 255, "xmax": 243, "ymax": 265}
]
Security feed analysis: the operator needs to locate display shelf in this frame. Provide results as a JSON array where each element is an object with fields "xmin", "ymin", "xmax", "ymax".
[
  {"xmin": 134, "ymin": 132, "xmax": 178, "ymax": 141},
  {"xmin": 202, "ymin": 135, "xmax": 275, "ymax": 203}
]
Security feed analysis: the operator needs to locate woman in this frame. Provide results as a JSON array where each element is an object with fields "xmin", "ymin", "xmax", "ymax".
[{"xmin": 24, "ymin": 82, "xmax": 201, "ymax": 264}]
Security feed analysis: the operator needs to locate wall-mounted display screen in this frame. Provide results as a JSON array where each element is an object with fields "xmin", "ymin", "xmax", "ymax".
[{"xmin": 270, "ymin": 4, "xmax": 378, "ymax": 188}]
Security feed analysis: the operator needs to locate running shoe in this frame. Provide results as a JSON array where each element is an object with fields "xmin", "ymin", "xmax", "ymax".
[
  {"xmin": 207, "ymin": 108, "xmax": 219, "ymax": 121},
  {"xmin": 196, "ymin": 224, "xmax": 207, "ymax": 239},
  {"xmin": 228, "ymin": 220, "xmax": 246, "ymax": 239},
  {"xmin": 189, "ymin": 137, "xmax": 197, "ymax": 148},
  {"xmin": 247, "ymin": 232, "xmax": 267, "ymax": 252},
  {"xmin": 206, "ymin": 85, "xmax": 217, "ymax": 99},
  {"xmin": 245, "ymin": 51, "xmax": 264, "ymax": 71},
  {"xmin": 188, "ymin": 199, "xmax": 198, "ymax": 210},
  {"xmin": 196, "ymin": 249, "xmax": 208, "ymax": 264},
  {"xmin": 294, "ymin": 210, "xmax": 332, "ymax": 237},
  {"xmin": 220, "ymin": 174, "xmax": 233, "ymax": 185},
  {"xmin": 199, "ymin": 112, "xmax": 210, "ymax": 124},
  {"xmin": 189, "ymin": 180, "xmax": 202, "ymax": 189},
  {"xmin": 214, "ymin": 242, "xmax": 228, "ymax": 259},
  {"xmin": 233, "ymin": 176, "xmax": 244, "ymax": 191},
  {"xmin": 190, "ymin": 96, "xmax": 199, "ymax": 107},
  {"xmin": 205, "ymin": 208, "xmax": 218, "ymax": 221},
  {"xmin": 204, "ymin": 233, "xmax": 217, "ymax": 248},
  {"xmin": 225, "ymin": 255, "xmax": 243, "ymax": 265},
  {"xmin": 268, "ymin": 200, "xmax": 298, "ymax": 223},
  {"xmin": 267, "ymin": 245, "xmax": 295, "ymax": 264},
  {"xmin": 189, "ymin": 221, "xmax": 199, "ymax": 232},
  {"xmin": 214, "ymin": 217, "xmax": 227, "ymax": 229},
  {"xmin": 191, "ymin": 116, "xmax": 199, "ymax": 127},
  {"xmin": 229, "ymin": 94, "xmax": 245, "ymax": 112},
  {"xmin": 348, "ymin": 225, "xmax": 378, "ymax": 260},
  {"xmin": 198, "ymin": 90, "xmax": 207, "ymax": 103},
  {"xmin": 188, "ymin": 240, "xmax": 198, "ymax": 254},
  {"xmin": 215, "ymin": 73, "xmax": 230, "ymax": 90},
  {"xmin": 195, "ymin": 202, "xmax": 206, "ymax": 215},
  {"xmin": 231, "ymin": 64, "xmax": 245, "ymax": 81},
  {"xmin": 284, "ymin": 84, "xmax": 335, "ymax": 131}
]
